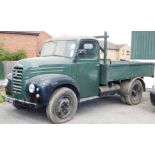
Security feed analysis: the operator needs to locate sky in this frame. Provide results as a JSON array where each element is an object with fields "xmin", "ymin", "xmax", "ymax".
[{"xmin": 0, "ymin": 0, "xmax": 155, "ymax": 45}]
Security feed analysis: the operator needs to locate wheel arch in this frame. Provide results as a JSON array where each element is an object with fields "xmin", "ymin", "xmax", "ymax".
[
  {"xmin": 129, "ymin": 77, "xmax": 145, "ymax": 92},
  {"xmin": 52, "ymin": 84, "xmax": 80, "ymax": 101},
  {"xmin": 136, "ymin": 78, "xmax": 146, "ymax": 91},
  {"xmin": 26, "ymin": 74, "xmax": 80, "ymax": 105},
  {"xmin": 120, "ymin": 77, "xmax": 145, "ymax": 95}
]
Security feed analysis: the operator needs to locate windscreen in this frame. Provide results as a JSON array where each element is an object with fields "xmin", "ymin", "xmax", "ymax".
[{"xmin": 41, "ymin": 40, "xmax": 76, "ymax": 58}]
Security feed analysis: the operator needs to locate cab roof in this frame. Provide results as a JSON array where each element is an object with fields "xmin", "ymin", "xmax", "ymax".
[{"xmin": 46, "ymin": 36, "xmax": 97, "ymax": 42}]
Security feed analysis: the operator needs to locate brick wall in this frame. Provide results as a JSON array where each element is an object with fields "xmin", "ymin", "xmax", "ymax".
[
  {"xmin": 0, "ymin": 31, "xmax": 51, "ymax": 58},
  {"xmin": 37, "ymin": 32, "xmax": 51, "ymax": 54}
]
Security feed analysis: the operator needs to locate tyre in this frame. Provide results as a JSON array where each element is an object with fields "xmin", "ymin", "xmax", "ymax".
[
  {"xmin": 120, "ymin": 95, "xmax": 126, "ymax": 103},
  {"xmin": 46, "ymin": 87, "xmax": 78, "ymax": 124},
  {"xmin": 120, "ymin": 80, "xmax": 143, "ymax": 105}
]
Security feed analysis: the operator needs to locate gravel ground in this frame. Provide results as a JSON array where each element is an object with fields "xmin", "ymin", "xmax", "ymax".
[{"xmin": 0, "ymin": 91, "xmax": 154, "ymax": 124}]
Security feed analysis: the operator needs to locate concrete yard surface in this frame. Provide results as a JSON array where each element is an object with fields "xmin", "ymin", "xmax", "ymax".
[
  {"xmin": 0, "ymin": 80, "xmax": 4, "ymax": 87},
  {"xmin": 0, "ymin": 91, "xmax": 154, "ymax": 124}
]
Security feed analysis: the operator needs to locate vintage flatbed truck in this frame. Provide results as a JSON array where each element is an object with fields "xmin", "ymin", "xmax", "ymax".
[{"xmin": 4, "ymin": 32, "xmax": 154, "ymax": 123}]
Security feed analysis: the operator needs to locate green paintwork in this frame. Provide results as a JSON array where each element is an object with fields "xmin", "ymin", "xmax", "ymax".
[
  {"xmin": 0, "ymin": 62, "xmax": 4, "ymax": 79},
  {"xmin": 94, "ymin": 32, "xmax": 109, "ymax": 65},
  {"xmin": 11, "ymin": 34, "xmax": 155, "ymax": 102},
  {"xmin": 100, "ymin": 61, "xmax": 154, "ymax": 85},
  {"xmin": 103, "ymin": 31, "xmax": 108, "ymax": 65},
  {"xmin": 76, "ymin": 59, "xmax": 99, "ymax": 98},
  {"xmin": 13, "ymin": 42, "xmax": 100, "ymax": 99},
  {"xmin": 132, "ymin": 31, "xmax": 155, "ymax": 59},
  {"xmin": 13, "ymin": 56, "xmax": 75, "ymax": 100}
]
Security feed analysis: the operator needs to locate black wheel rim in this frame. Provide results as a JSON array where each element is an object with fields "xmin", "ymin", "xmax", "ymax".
[
  {"xmin": 55, "ymin": 96, "xmax": 72, "ymax": 119},
  {"xmin": 131, "ymin": 84, "xmax": 142, "ymax": 101}
]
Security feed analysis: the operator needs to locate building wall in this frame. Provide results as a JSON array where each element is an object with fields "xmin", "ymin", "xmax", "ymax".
[
  {"xmin": 0, "ymin": 31, "xmax": 51, "ymax": 58},
  {"xmin": 100, "ymin": 50, "xmax": 119, "ymax": 61},
  {"xmin": 0, "ymin": 33, "xmax": 38, "ymax": 57},
  {"xmin": 107, "ymin": 50, "xmax": 119, "ymax": 61},
  {"xmin": 118, "ymin": 45, "xmax": 131, "ymax": 61},
  {"xmin": 100, "ymin": 45, "xmax": 131, "ymax": 61}
]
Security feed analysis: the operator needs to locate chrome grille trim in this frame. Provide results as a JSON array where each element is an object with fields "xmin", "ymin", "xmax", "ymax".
[{"xmin": 12, "ymin": 66, "xmax": 23, "ymax": 94}]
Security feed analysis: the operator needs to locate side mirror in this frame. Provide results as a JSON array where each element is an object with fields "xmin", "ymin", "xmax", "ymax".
[{"xmin": 73, "ymin": 49, "xmax": 87, "ymax": 62}]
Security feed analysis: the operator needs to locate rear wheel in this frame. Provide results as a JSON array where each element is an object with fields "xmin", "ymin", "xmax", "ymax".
[
  {"xmin": 46, "ymin": 87, "xmax": 78, "ymax": 124},
  {"xmin": 120, "ymin": 95, "xmax": 126, "ymax": 103},
  {"xmin": 120, "ymin": 80, "xmax": 143, "ymax": 105}
]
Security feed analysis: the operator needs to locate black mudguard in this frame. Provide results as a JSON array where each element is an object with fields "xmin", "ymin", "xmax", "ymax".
[{"xmin": 25, "ymin": 74, "xmax": 80, "ymax": 106}]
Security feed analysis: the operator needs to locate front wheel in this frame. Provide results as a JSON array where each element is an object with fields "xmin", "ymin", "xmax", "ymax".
[{"xmin": 46, "ymin": 87, "xmax": 78, "ymax": 124}]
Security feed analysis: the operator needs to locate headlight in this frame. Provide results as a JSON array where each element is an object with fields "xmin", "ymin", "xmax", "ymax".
[
  {"xmin": 29, "ymin": 83, "xmax": 35, "ymax": 93},
  {"xmin": 4, "ymin": 79, "xmax": 9, "ymax": 87}
]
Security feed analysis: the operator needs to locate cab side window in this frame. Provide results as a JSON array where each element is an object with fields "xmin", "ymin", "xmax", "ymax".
[{"xmin": 79, "ymin": 40, "xmax": 98, "ymax": 59}]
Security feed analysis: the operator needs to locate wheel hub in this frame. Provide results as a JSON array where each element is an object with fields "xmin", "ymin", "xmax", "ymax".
[
  {"xmin": 131, "ymin": 84, "xmax": 141, "ymax": 100},
  {"xmin": 56, "ymin": 98, "xmax": 71, "ymax": 119}
]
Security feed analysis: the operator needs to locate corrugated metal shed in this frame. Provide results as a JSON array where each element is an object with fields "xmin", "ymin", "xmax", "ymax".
[{"xmin": 131, "ymin": 31, "xmax": 155, "ymax": 59}]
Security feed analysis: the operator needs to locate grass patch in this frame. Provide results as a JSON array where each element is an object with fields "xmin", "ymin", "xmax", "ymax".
[
  {"xmin": 0, "ymin": 91, "xmax": 5, "ymax": 103},
  {"xmin": 0, "ymin": 95, "xmax": 4, "ymax": 103}
]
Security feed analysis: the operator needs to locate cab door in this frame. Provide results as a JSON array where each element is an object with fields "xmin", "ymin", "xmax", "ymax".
[{"xmin": 76, "ymin": 39, "xmax": 100, "ymax": 98}]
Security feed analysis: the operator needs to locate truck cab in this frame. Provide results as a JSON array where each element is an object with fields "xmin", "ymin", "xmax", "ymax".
[{"xmin": 5, "ymin": 32, "xmax": 154, "ymax": 123}]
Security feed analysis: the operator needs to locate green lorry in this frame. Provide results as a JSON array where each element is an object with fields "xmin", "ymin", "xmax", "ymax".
[{"xmin": 5, "ymin": 32, "xmax": 154, "ymax": 123}]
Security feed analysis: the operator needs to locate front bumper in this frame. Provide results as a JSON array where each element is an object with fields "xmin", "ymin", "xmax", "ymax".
[
  {"xmin": 5, "ymin": 96, "xmax": 38, "ymax": 107},
  {"xmin": 150, "ymin": 91, "xmax": 155, "ymax": 106}
]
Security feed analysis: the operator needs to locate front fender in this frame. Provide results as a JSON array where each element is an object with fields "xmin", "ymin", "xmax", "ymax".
[{"xmin": 25, "ymin": 74, "xmax": 80, "ymax": 106}]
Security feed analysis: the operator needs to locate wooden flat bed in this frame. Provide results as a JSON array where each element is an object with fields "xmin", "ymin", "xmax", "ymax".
[{"xmin": 99, "ymin": 60, "xmax": 154, "ymax": 85}]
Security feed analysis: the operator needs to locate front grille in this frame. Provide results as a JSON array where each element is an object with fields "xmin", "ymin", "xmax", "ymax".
[{"xmin": 12, "ymin": 66, "xmax": 23, "ymax": 94}]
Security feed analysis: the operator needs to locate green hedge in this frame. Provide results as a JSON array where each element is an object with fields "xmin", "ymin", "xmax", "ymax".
[{"xmin": 0, "ymin": 47, "xmax": 26, "ymax": 61}]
